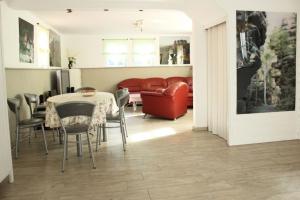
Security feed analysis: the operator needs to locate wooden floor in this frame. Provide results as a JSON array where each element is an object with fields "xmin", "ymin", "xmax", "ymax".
[{"xmin": 1, "ymin": 108, "xmax": 300, "ymax": 200}]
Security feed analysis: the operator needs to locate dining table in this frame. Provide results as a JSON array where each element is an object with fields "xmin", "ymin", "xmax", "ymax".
[{"xmin": 45, "ymin": 92, "xmax": 118, "ymax": 156}]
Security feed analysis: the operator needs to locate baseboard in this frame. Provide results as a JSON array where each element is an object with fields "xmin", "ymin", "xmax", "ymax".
[{"xmin": 192, "ymin": 126, "xmax": 208, "ymax": 132}]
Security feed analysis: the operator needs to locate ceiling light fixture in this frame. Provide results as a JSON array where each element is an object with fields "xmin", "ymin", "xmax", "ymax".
[
  {"xmin": 66, "ymin": 9, "xmax": 72, "ymax": 13},
  {"xmin": 133, "ymin": 19, "xmax": 144, "ymax": 32}
]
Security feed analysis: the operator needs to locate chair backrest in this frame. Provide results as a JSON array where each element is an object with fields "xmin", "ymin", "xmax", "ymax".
[
  {"xmin": 7, "ymin": 98, "xmax": 21, "ymax": 124},
  {"xmin": 75, "ymin": 87, "xmax": 96, "ymax": 93},
  {"xmin": 24, "ymin": 93, "xmax": 38, "ymax": 116},
  {"xmin": 115, "ymin": 88, "xmax": 129, "ymax": 101},
  {"xmin": 117, "ymin": 92, "xmax": 129, "ymax": 118},
  {"xmin": 55, "ymin": 101, "xmax": 96, "ymax": 119}
]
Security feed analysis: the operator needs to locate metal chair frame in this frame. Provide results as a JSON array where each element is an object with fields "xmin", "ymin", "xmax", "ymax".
[
  {"xmin": 55, "ymin": 101, "xmax": 96, "ymax": 172},
  {"xmin": 24, "ymin": 93, "xmax": 57, "ymax": 141},
  {"xmin": 96, "ymin": 89, "xmax": 129, "ymax": 151},
  {"xmin": 7, "ymin": 98, "xmax": 48, "ymax": 159}
]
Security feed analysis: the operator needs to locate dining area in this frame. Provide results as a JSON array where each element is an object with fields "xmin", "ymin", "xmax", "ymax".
[{"xmin": 7, "ymin": 87, "xmax": 130, "ymax": 172}]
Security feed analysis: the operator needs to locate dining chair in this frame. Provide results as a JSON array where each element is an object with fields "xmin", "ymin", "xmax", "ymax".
[
  {"xmin": 96, "ymin": 89, "xmax": 129, "ymax": 151},
  {"xmin": 7, "ymin": 97, "xmax": 48, "ymax": 158},
  {"xmin": 55, "ymin": 101, "xmax": 96, "ymax": 172},
  {"xmin": 115, "ymin": 88, "xmax": 129, "ymax": 138},
  {"xmin": 75, "ymin": 87, "xmax": 96, "ymax": 93},
  {"xmin": 24, "ymin": 93, "xmax": 46, "ymax": 119},
  {"xmin": 24, "ymin": 93, "xmax": 58, "ymax": 141}
]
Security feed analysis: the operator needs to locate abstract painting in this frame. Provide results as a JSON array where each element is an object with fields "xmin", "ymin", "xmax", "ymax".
[
  {"xmin": 19, "ymin": 18, "xmax": 34, "ymax": 63},
  {"xmin": 236, "ymin": 11, "xmax": 297, "ymax": 114},
  {"xmin": 49, "ymin": 30, "xmax": 61, "ymax": 67},
  {"xmin": 160, "ymin": 36, "xmax": 190, "ymax": 65}
]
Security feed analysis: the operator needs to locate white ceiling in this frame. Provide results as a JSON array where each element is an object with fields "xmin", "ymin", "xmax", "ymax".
[
  {"xmin": 32, "ymin": 9, "xmax": 192, "ymax": 35},
  {"xmin": 4, "ymin": 0, "xmax": 226, "ymax": 35}
]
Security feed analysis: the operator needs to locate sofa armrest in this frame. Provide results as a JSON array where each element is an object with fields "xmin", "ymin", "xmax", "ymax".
[{"xmin": 140, "ymin": 91, "xmax": 164, "ymax": 97}]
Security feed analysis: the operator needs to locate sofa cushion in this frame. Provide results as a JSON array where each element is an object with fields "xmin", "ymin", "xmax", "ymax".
[
  {"xmin": 117, "ymin": 78, "xmax": 143, "ymax": 92},
  {"xmin": 166, "ymin": 77, "xmax": 187, "ymax": 86},
  {"xmin": 155, "ymin": 88, "xmax": 166, "ymax": 94},
  {"xmin": 141, "ymin": 78, "xmax": 167, "ymax": 91}
]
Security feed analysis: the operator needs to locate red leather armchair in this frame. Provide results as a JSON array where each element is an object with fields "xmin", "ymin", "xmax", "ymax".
[
  {"xmin": 141, "ymin": 82, "xmax": 189, "ymax": 120},
  {"xmin": 118, "ymin": 76, "xmax": 193, "ymax": 107}
]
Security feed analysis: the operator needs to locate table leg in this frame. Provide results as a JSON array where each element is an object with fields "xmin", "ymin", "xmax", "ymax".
[
  {"xmin": 76, "ymin": 135, "xmax": 82, "ymax": 157},
  {"xmin": 102, "ymin": 123, "xmax": 107, "ymax": 142},
  {"xmin": 133, "ymin": 101, "xmax": 137, "ymax": 111}
]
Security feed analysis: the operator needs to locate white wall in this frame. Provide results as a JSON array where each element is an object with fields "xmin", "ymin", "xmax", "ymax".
[
  {"xmin": 0, "ymin": 2, "xmax": 63, "ymax": 68},
  {"xmin": 0, "ymin": 1, "xmax": 13, "ymax": 183},
  {"xmin": 218, "ymin": 0, "xmax": 300, "ymax": 145},
  {"xmin": 191, "ymin": 25, "xmax": 208, "ymax": 129}
]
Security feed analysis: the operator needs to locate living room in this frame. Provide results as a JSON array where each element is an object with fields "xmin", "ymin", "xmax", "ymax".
[{"xmin": 1, "ymin": 0, "xmax": 300, "ymax": 199}]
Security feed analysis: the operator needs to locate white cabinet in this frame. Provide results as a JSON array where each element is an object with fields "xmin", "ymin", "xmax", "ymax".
[{"xmin": 0, "ymin": 2, "xmax": 14, "ymax": 183}]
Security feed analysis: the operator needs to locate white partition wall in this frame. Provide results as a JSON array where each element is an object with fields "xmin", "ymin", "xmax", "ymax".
[
  {"xmin": 0, "ymin": 2, "xmax": 14, "ymax": 183},
  {"xmin": 207, "ymin": 22, "xmax": 228, "ymax": 140}
]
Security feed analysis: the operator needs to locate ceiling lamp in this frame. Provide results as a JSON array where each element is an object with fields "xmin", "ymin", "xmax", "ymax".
[
  {"xmin": 133, "ymin": 19, "xmax": 144, "ymax": 32},
  {"xmin": 66, "ymin": 9, "xmax": 72, "ymax": 13}
]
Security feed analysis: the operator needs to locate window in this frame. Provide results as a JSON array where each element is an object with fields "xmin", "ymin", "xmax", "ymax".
[
  {"xmin": 37, "ymin": 26, "xmax": 49, "ymax": 66},
  {"xmin": 132, "ymin": 39, "xmax": 156, "ymax": 66},
  {"xmin": 102, "ymin": 38, "xmax": 157, "ymax": 67},
  {"xmin": 103, "ymin": 39, "xmax": 128, "ymax": 67}
]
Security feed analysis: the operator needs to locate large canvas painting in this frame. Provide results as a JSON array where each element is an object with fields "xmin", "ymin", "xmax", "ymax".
[
  {"xmin": 49, "ymin": 30, "xmax": 61, "ymax": 67},
  {"xmin": 160, "ymin": 36, "xmax": 190, "ymax": 65},
  {"xmin": 19, "ymin": 18, "xmax": 34, "ymax": 63},
  {"xmin": 236, "ymin": 11, "xmax": 297, "ymax": 114}
]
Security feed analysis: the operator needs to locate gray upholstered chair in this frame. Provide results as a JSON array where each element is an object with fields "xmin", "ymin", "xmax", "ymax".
[
  {"xmin": 24, "ymin": 93, "xmax": 46, "ymax": 119},
  {"xmin": 55, "ymin": 101, "xmax": 96, "ymax": 172},
  {"xmin": 115, "ymin": 88, "xmax": 129, "ymax": 137},
  {"xmin": 96, "ymin": 89, "xmax": 129, "ymax": 151},
  {"xmin": 24, "ymin": 93, "xmax": 58, "ymax": 141},
  {"xmin": 7, "ymin": 97, "xmax": 48, "ymax": 158}
]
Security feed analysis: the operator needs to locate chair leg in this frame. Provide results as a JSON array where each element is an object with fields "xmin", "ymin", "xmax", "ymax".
[
  {"xmin": 62, "ymin": 131, "xmax": 67, "ymax": 172},
  {"xmin": 98, "ymin": 125, "xmax": 102, "ymax": 145},
  {"xmin": 28, "ymin": 128, "xmax": 32, "ymax": 144},
  {"xmin": 86, "ymin": 132, "xmax": 96, "ymax": 169},
  {"xmin": 65, "ymin": 134, "xmax": 68, "ymax": 160},
  {"xmin": 15, "ymin": 126, "xmax": 19, "ymax": 159},
  {"xmin": 96, "ymin": 125, "xmax": 101, "ymax": 152},
  {"xmin": 121, "ymin": 120, "xmax": 127, "ymax": 144},
  {"xmin": 58, "ymin": 128, "xmax": 63, "ymax": 145},
  {"xmin": 52, "ymin": 129, "xmax": 56, "ymax": 142},
  {"xmin": 122, "ymin": 113, "xmax": 128, "ymax": 138},
  {"xmin": 41, "ymin": 124, "xmax": 48, "ymax": 155},
  {"xmin": 120, "ymin": 122, "xmax": 126, "ymax": 151}
]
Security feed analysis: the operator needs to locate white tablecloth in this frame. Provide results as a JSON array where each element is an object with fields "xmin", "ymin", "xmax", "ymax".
[{"xmin": 45, "ymin": 92, "xmax": 118, "ymax": 128}]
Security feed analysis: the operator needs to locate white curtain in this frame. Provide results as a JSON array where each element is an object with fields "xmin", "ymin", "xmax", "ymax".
[{"xmin": 207, "ymin": 22, "xmax": 228, "ymax": 140}]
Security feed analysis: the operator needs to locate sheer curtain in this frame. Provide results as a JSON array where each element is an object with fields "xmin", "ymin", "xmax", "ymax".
[
  {"xmin": 131, "ymin": 39, "xmax": 156, "ymax": 66},
  {"xmin": 103, "ymin": 39, "xmax": 128, "ymax": 67},
  {"xmin": 207, "ymin": 22, "xmax": 228, "ymax": 140}
]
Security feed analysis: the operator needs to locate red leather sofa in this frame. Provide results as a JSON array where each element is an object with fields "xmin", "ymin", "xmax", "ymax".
[
  {"xmin": 117, "ymin": 76, "xmax": 193, "ymax": 107},
  {"xmin": 141, "ymin": 82, "xmax": 189, "ymax": 120}
]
